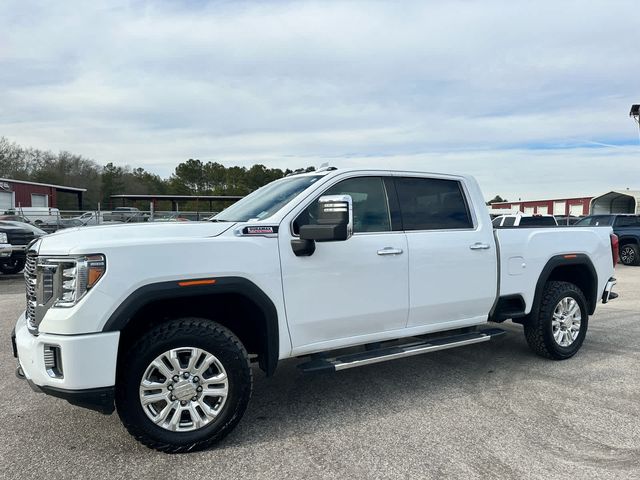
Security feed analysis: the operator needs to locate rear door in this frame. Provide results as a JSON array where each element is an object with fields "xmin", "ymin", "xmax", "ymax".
[{"xmin": 393, "ymin": 175, "xmax": 497, "ymax": 329}]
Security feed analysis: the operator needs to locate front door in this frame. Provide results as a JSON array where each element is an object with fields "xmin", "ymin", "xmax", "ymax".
[{"xmin": 279, "ymin": 175, "xmax": 409, "ymax": 354}]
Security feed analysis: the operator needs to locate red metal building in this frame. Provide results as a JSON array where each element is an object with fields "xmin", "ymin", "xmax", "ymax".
[
  {"xmin": 490, "ymin": 196, "xmax": 592, "ymax": 217},
  {"xmin": 0, "ymin": 178, "xmax": 85, "ymax": 211}
]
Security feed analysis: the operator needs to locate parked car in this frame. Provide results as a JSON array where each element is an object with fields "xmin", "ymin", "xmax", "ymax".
[
  {"xmin": 39, "ymin": 218, "xmax": 84, "ymax": 232},
  {"xmin": 2, "ymin": 207, "xmax": 61, "ymax": 225},
  {"xmin": 0, "ymin": 214, "xmax": 35, "ymax": 224},
  {"xmin": 71, "ymin": 211, "xmax": 120, "ymax": 226},
  {"xmin": 103, "ymin": 207, "xmax": 147, "ymax": 223},
  {"xmin": 0, "ymin": 221, "xmax": 46, "ymax": 274},
  {"xmin": 13, "ymin": 168, "xmax": 618, "ymax": 452},
  {"xmin": 574, "ymin": 214, "xmax": 640, "ymax": 265},
  {"xmin": 492, "ymin": 213, "xmax": 558, "ymax": 227}
]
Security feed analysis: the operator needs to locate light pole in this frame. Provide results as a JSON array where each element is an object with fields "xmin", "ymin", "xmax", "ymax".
[{"xmin": 631, "ymin": 104, "xmax": 640, "ymax": 139}]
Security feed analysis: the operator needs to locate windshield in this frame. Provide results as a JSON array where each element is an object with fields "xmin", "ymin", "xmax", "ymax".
[
  {"xmin": 213, "ymin": 175, "xmax": 323, "ymax": 222},
  {"xmin": 574, "ymin": 215, "xmax": 613, "ymax": 226}
]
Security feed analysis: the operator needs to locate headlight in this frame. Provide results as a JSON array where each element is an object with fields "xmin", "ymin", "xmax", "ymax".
[
  {"xmin": 38, "ymin": 254, "xmax": 106, "ymax": 307},
  {"xmin": 0, "ymin": 232, "xmax": 7, "ymax": 243}
]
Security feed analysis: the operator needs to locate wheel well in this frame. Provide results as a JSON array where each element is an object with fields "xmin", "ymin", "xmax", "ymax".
[
  {"xmin": 546, "ymin": 264, "xmax": 597, "ymax": 314},
  {"xmin": 618, "ymin": 237, "xmax": 639, "ymax": 247},
  {"xmin": 117, "ymin": 292, "xmax": 276, "ymax": 375}
]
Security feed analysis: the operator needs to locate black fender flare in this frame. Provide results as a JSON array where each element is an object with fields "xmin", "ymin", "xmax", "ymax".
[
  {"xmin": 102, "ymin": 276, "xmax": 279, "ymax": 376},
  {"xmin": 531, "ymin": 254, "xmax": 598, "ymax": 316},
  {"xmin": 617, "ymin": 235, "xmax": 640, "ymax": 246}
]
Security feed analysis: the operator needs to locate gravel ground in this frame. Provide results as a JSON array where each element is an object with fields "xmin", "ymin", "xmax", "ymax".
[{"xmin": 0, "ymin": 266, "xmax": 639, "ymax": 480}]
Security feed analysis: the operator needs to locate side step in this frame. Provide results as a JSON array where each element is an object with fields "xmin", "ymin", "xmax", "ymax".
[{"xmin": 298, "ymin": 328, "xmax": 506, "ymax": 373}]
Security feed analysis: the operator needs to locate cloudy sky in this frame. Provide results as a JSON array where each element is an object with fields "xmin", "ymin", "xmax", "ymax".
[{"xmin": 1, "ymin": 0, "xmax": 639, "ymax": 200}]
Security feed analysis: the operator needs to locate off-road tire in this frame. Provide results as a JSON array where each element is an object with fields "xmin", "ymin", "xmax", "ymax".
[
  {"xmin": 0, "ymin": 256, "xmax": 26, "ymax": 274},
  {"xmin": 619, "ymin": 244, "xmax": 640, "ymax": 266},
  {"xmin": 523, "ymin": 281, "xmax": 588, "ymax": 360},
  {"xmin": 115, "ymin": 318, "xmax": 252, "ymax": 453}
]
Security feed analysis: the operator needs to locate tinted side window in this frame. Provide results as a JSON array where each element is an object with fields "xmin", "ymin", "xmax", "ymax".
[
  {"xmin": 614, "ymin": 216, "xmax": 640, "ymax": 227},
  {"xmin": 395, "ymin": 177, "xmax": 473, "ymax": 230},
  {"xmin": 503, "ymin": 217, "xmax": 516, "ymax": 226},
  {"xmin": 294, "ymin": 177, "xmax": 391, "ymax": 234}
]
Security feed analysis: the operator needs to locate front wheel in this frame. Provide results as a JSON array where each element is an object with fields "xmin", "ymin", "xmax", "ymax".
[
  {"xmin": 0, "ymin": 256, "xmax": 26, "ymax": 274},
  {"xmin": 523, "ymin": 281, "xmax": 588, "ymax": 360},
  {"xmin": 115, "ymin": 318, "xmax": 253, "ymax": 453}
]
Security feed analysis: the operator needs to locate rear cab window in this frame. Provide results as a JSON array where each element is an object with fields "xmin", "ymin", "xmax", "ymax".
[{"xmin": 518, "ymin": 216, "xmax": 556, "ymax": 227}]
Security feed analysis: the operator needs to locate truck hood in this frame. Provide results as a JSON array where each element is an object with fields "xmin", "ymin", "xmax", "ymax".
[{"xmin": 33, "ymin": 221, "xmax": 236, "ymax": 255}]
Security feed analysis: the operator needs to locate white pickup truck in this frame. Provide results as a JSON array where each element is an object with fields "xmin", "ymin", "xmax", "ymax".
[{"xmin": 12, "ymin": 168, "xmax": 618, "ymax": 453}]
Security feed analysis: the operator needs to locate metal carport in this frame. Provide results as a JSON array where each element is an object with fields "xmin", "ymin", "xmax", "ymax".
[{"xmin": 590, "ymin": 190, "xmax": 640, "ymax": 214}]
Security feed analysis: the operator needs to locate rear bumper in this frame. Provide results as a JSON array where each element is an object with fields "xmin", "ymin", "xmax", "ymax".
[
  {"xmin": 13, "ymin": 312, "xmax": 119, "ymax": 414},
  {"xmin": 602, "ymin": 277, "xmax": 617, "ymax": 303}
]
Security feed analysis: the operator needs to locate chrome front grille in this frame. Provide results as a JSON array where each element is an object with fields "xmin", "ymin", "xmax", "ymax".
[{"xmin": 24, "ymin": 251, "xmax": 38, "ymax": 333}]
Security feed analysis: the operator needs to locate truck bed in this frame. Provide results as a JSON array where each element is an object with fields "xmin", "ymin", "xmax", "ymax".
[{"xmin": 495, "ymin": 226, "xmax": 615, "ymax": 314}]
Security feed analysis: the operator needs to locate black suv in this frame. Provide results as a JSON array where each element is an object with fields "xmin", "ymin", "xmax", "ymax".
[
  {"xmin": 0, "ymin": 221, "xmax": 46, "ymax": 274},
  {"xmin": 574, "ymin": 214, "xmax": 640, "ymax": 265}
]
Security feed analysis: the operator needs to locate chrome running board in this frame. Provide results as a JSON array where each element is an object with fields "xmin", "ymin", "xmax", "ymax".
[{"xmin": 298, "ymin": 328, "xmax": 506, "ymax": 373}]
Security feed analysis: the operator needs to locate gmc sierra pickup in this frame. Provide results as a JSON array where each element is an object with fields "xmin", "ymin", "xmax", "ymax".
[{"xmin": 12, "ymin": 168, "xmax": 618, "ymax": 452}]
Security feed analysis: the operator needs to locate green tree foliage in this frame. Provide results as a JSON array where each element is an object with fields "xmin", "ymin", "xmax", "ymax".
[
  {"xmin": 0, "ymin": 136, "xmax": 316, "ymax": 210},
  {"xmin": 487, "ymin": 195, "xmax": 508, "ymax": 205}
]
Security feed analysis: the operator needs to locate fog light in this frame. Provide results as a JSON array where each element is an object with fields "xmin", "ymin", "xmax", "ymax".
[{"xmin": 44, "ymin": 345, "xmax": 63, "ymax": 378}]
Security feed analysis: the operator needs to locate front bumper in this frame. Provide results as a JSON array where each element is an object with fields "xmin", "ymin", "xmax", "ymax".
[
  {"xmin": 13, "ymin": 312, "xmax": 120, "ymax": 414},
  {"xmin": 0, "ymin": 244, "xmax": 26, "ymax": 258},
  {"xmin": 0, "ymin": 243, "xmax": 12, "ymax": 258}
]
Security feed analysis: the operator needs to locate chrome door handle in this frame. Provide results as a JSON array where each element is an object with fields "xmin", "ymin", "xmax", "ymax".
[
  {"xmin": 469, "ymin": 243, "xmax": 491, "ymax": 250},
  {"xmin": 377, "ymin": 247, "xmax": 404, "ymax": 256}
]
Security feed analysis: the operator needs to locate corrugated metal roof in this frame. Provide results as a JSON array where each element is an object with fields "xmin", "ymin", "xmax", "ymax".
[
  {"xmin": 590, "ymin": 190, "xmax": 640, "ymax": 214},
  {"xmin": 0, "ymin": 177, "xmax": 86, "ymax": 192}
]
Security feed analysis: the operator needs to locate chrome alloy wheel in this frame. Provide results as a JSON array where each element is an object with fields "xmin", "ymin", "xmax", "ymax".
[
  {"xmin": 620, "ymin": 246, "xmax": 635, "ymax": 264},
  {"xmin": 139, "ymin": 348, "xmax": 229, "ymax": 432},
  {"xmin": 552, "ymin": 297, "xmax": 582, "ymax": 347}
]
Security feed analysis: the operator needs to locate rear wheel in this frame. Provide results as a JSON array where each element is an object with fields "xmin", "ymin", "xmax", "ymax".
[
  {"xmin": 619, "ymin": 244, "xmax": 640, "ymax": 266},
  {"xmin": 116, "ymin": 318, "xmax": 252, "ymax": 453},
  {"xmin": 0, "ymin": 256, "xmax": 26, "ymax": 274},
  {"xmin": 524, "ymin": 281, "xmax": 588, "ymax": 360}
]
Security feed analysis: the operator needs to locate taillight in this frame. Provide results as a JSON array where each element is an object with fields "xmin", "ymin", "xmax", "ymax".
[{"xmin": 610, "ymin": 233, "xmax": 619, "ymax": 267}]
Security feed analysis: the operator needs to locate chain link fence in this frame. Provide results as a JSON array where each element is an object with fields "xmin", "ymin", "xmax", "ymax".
[{"xmin": 1, "ymin": 207, "xmax": 219, "ymax": 233}]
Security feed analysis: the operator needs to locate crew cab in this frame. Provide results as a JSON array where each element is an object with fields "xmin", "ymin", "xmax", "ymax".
[{"xmin": 12, "ymin": 168, "xmax": 618, "ymax": 453}]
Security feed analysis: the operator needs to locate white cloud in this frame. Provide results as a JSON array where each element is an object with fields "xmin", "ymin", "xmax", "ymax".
[{"xmin": 1, "ymin": 0, "xmax": 639, "ymax": 200}]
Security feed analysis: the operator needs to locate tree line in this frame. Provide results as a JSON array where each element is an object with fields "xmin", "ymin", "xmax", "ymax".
[{"xmin": 0, "ymin": 137, "xmax": 313, "ymax": 210}]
